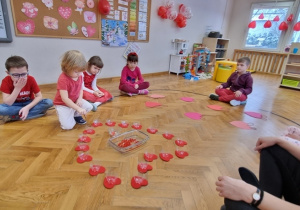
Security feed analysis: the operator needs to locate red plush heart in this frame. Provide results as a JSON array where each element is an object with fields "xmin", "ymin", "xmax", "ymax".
[
  {"xmin": 89, "ymin": 165, "xmax": 106, "ymax": 176},
  {"xmin": 279, "ymin": 21, "xmax": 288, "ymax": 31},
  {"xmin": 159, "ymin": 152, "xmax": 173, "ymax": 162},
  {"xmin": 162, "ymin": 133, "xmax": 174, "ymax": 140},
  {"xmin": 147, "ymin": 128, "xmax": 158, "ymax": 134},
  {"xmin": 264, "ymin": 20, "xmax": 272, "ymax": 28},
  {"xmin": 175, "ymin": 140, "xmax": 187, "ymax": 147},
  {"xmin": 17, "ymin": 19, "xmax": 35, "ymax": 34},
  {"xmin": 248, "ymin": 21, "xmax": 256, "ymax": 29},
  {"xmin": 75, "ymin": 144, "xmax": 90, "ymax": 152},
  {"xmin": 132, "ymin": 124, "xmax": 142, "ymax": 130},
  {"xmin": 83, "ymin": 128, "xmax": 95, "ymax": 134},
  {"xmin": 77, "ymin": 135, "xmax": 91, "ymax": 143},
  {"xmin": 175, "ymin": 150, "xmax": 189, "ymax": 159},
  {"xmin": 137, "ymin": 163, "xmax": 153, "ymax": 173},
  {"xmin": 131, "ymin": 176, "xmax": 148, "ymax": 189},
  {"xmin": 105, "ymin": 121, "xmax": 116, "ymax": 126},
  {"xmin": 118, "ymin": 122, "xmax": 129, "ymax": 128},
  {"xmin": 76, "ymin": 153, "xmax": 93, "ymax": 163},
  {"xmin": 144, "ymin": 153, "xmax": 158, "ymax": 162},
  {"xmin": 103, "ymin": 176, "xmax": 121, "ymax": 189},
  {"xmin": 92, "ymin": 121, "xmax": 103, "ymax": 127},
  {"xmin": 58, "ymin": 6, "xmax": 72, "ymax": 19}
]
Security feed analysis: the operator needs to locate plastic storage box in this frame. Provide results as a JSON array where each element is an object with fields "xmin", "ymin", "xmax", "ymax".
[{"xmin": 282, "ymin": 79, "xmax": 299, "ymax": 87}]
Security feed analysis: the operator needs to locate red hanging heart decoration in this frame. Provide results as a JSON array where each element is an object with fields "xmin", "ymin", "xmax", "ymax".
[
  {"xmin": 264, "ymin": 20, "xmax": 272, "ymax": 28},
  {"xmin": 287, "ymin": 14, "xmax": 294, "ymax": 22},
  {"xmin": 248, "ymin": 21, "xmax": 256, "ymax": 28},
  {"xmin": 258, "ymin": 13, "xmax": 264, "ymax": 19},
  {"xmin": 273, "ymin": 15, "xmax": 280, "ymax": 21},
  {"xmin": 279, "ymin": 21, "xmax": 288, "ymax": 31},
  {"xmin": 293, "ymin": 22, "xmax": 300, "ymax": 31}
]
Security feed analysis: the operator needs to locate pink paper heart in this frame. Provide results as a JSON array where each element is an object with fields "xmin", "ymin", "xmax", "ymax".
[
  {"xmin": 58, "ymin": 6, "xmax": 72, "ymax": 19},
  {"xmin": 207, "ymin": 104, "xmax": 223, "ymax": 111},
  {"xmin": 244, "ymin": 111, "xmax": 263, "ymax": 119},
  {"xmin": 230, "ymin": 121, "xmax": 252, "ymax": 130},
  {"xmin": 145, "ymin": 101, "xmax": 161, "ymax": 108},
  {"xmin": 149, "ymin": 94, "xmax": 165, "ymax": 99},
  {"xmin": 17, "ymin": 19, "xmax": 35, "ymax": 34},
  {"xmin": 86, "ymin": 25, "xmax": 96, "ymax": 37},
  {"xmin": 181, "ymin": 97, "xmax": 194, "ymax": 102},
  {"xmin": 185, "ymin": 112, "xmax": 202, "ymax": 120}
]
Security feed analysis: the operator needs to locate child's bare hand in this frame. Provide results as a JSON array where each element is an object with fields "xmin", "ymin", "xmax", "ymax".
[
  {"xmin": 134, "ymin": 84, "xmax": 139, "ymax": 89},
  {"xmin": 14, "ymin": 78, "xmax": 27, "ymax": 89},
  {"xmin": 19, "ymin": 107, "xmax": 29, "ymax": 120},
  {"xmin": 235, "ymin": 90, "xmax": 242, "ymax": 97},
  {"xmin": 76, "ymin": 107, "xmax": 87, "ymax": 115},
  {"xmin": 216, "ymin": 85, "xmax": 223, "ymax": 89},
  {"xmin": 76, "ymin": 99, "xmax": 83, "ymax": 106},
  {"xmin": 255, "ymin": 136, "xmax": 279, "ymax": 152}
]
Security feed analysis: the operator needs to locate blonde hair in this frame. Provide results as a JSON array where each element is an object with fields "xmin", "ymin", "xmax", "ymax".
[{"xmin": 61, "ymin": 50, "xmax": 87, "ymax": 74}]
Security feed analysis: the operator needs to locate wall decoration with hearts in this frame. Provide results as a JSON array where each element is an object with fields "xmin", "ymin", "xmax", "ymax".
[
  {"xmin": 21, "ymin": 2, "xmax": 38, "ymax": 18},
  {"xmin": 17, "ymin": 19, "xmax": 35, "ymax": 34},
  {"xmin": 58, "ymin": 6, "xmax": 72, "ymax": 19}
]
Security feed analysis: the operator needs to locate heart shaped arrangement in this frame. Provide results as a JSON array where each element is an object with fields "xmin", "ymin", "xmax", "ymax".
[
  {"xmin": 103, "ymin": 176, "xmax": 121, "ymax": 189},
  {"xmin": 144, "ymin": 153, "xmax": 158, "ymax": 162},
  {"xmin": 89, "ymin": 165, "xmax": 106, "ymax": 176},
  {"xmin": 159, "ymin": 152, "xmax": 173, "ymax": 162},
  {"xmin": 137, "ymin": 163, "xmax": 153, "ymax": 173},
  {"xmin": 131, "ymin": 176, "xmax": 148, "ymax": 189}
]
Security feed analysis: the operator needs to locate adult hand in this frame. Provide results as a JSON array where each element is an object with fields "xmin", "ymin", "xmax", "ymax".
[
  {"xmin": 235, "ymin": 90, "xmax": 242, "ymax": 97},
  {"xmin": 255, "ymin": 136, "xmax": 279, "ymax": 153},
  {"xmin": 216, "ymin": 176, "xmax": 254, "ymax": 204}
]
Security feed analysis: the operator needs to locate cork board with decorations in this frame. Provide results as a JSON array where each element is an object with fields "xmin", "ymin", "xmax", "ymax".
[
  {"xmin": 10, "ymin": 0, "xmax": 101, "ymax": 39},
  {"xmin": 100, "ymin": 0, "xmax": 151, "ymax": 42}
]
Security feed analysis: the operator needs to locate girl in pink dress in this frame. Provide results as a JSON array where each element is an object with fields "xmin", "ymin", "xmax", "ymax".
[{"xmin": 82, "ymin": 56, "xmax": 113, "ymax": 111}]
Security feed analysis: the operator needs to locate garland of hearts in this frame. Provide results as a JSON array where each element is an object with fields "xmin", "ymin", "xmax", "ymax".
[{"xmin": 157, "ymin": 0, "xmax": 192, "ymax": 28}]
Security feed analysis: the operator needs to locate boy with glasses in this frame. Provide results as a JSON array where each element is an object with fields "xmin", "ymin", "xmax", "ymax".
[{"xmin": 0, "ymin": 56, "xmax": 53, "ymax": 124}]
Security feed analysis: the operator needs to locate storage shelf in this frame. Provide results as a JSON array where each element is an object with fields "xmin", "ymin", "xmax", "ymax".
[{"xmin": 279, "ymin": 84, "xmax": 300, "ymax": 90}]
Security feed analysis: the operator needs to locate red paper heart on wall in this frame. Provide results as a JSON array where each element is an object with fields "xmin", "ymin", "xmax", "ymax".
[
  {"xmin": 17, "ymin": 19, "xmax": 35, "ymax": 34},
  {"xmin": 279, "ymin": 21, "xmax": 288, "ymax": 31},
  {"xmin": 264, "ymin": 20, "xmax": 272, "ymax": 28},
  {"xmin": 294, "ymin": 22, "xmax": 300, "ymax": 31},
  {"xmin": 248, "ymin": 21, "xmax": 256, "ymax": 28}
]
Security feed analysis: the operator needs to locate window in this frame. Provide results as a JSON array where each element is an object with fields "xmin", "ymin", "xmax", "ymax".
[
  {"xmin": 245, "ymin": 2, "xmax": 294, "ymax": 50},
  {"xmin": 290, "ymin": 12, "xmax": 300, "ymax": 43}
]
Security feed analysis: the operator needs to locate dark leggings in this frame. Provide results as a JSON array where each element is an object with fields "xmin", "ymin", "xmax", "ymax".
[
  {"xmin": 223, "ymin": 145, "xmax": 300, "ymax": 209},
  {"xmin": 119, "ymin": 82, "xmax": 149, "ymax": 94}
]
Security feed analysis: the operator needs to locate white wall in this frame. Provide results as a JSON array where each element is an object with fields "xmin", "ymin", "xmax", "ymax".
[{"xmin": 0, "ymin": 0, "xmax": 233, "ymax": 85}]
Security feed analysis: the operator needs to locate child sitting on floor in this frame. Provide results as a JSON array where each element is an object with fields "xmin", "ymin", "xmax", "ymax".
[
  {"xmin": 53, "ymin": 50, "xmax": 93, "ymax": 130},
  {"xmin": 82, "ymin": 56, "xmax": 113, "ymax": 112},
  {"xmin": 119, "ymin": 52, "xmax": 150, "ymax": 96},
  {"xmin": 209, "ymin": 57, "xmax": 253, "ymax": 106}
]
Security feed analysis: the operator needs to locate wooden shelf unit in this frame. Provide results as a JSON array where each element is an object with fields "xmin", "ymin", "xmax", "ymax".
[
  {"xmin": 279, "ymin": 42, "xmax": 300, "ymax": 90},
  {"xmin": 202, "ymin": 37, "xmax": 230, "ymax": 60}
]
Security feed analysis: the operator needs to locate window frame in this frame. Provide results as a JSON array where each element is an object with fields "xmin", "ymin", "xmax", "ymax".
[{"xmin": 243, "ymin": 1, "xmax": 294, "ymax": 52}]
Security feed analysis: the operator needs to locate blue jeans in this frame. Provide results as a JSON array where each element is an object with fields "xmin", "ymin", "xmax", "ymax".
[{"xmin": 0, "ymin": 99, "xmax": 53, "ymax": 120}]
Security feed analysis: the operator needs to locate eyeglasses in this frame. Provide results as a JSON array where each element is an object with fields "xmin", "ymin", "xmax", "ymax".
[{"xmin": 9, "ymin": 72, "xmax": 28, "ymax": 78}]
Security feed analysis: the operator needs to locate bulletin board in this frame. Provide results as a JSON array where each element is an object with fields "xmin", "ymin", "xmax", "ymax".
[
  {"xmin": 10, "ymin": 0, "xmax": 100, "ymax": 40},
  {"xmin": 101, "ymin": 0, "xmax": 151, "ymax": 42},
  {"xmin": 10, "ymin": 0, "xmax": 151, "ymax": 42}
]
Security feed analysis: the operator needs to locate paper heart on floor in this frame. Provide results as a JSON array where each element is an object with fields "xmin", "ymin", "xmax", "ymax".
[
  {"xmin": 132, "ymin": 124, "xmax": 142, "ymax": 130},
  {"xmin": 89, "ymin": 165, "xmax": 106, "ymax": 176},
  {"xmin": 181, "ymin": 97, "xmax": 194, "ymax": 102},
  {"xmin": 162, "ymin": 133, "xmax": 174, "ymax": 140},
  {"xmin": 76, "ymin": 153, "xmax": 93, "ymax": 163},
  {"xmin": 118, "ymin": 122, "xmax": 129, "ymax": 128},
  {"xmin": 230, "ymin": 121, "xmax": 254, "ymax": 130},
  {"xmin": 137, "ymin": 163, "xmax": 153, "ymax": 173},
  {"xmin": 147, "ymin": 128, "xmax": 158, "ymax": 134},
  {"xmin": 145, "ymin": 101, "xmax": 162, "ymax": 108},
  {"xmin": 244, "ymin": 111, "xmax": 263, "ymax": 119},
  {"xmin": 131, "ymin": 176, "xmax": 148, "ymax": 189},
  {"xmin": 17, "ymin": 19, "xmax": 35, "ymax": 34},
  {"xmin": 58, "ymin": 6, "xmax": 72, "ymax": 19},
  {"xmin": 207, "ymin": 104, "xmax": 223, "ymax": 111},
  {"xmin": 159, "ymin": 152, "xmax": 173, "ymax": 162},
  {"xmin": 149, "ymin": 94, "xmax": 165, "ymax": 99},
  {"xmin": 105, "ymin": 121, "xmax": 116, "ymax": 126},
  {"xmin": 185, "ymin": 112, "xmax": 202, "ymax": 120},
  {"xmin": 83, "ymin": 128, "xmax": 95, "ymax": 134},
  {"xmin": 75, "ymin": 144, "xmax": 90, "ymax": 152},
  {"xmin": 175, "ymin": 140, "xmax": 187, "ymax": 147},
  {"xmin": 77, "ymin": 135, "xmax": 91, "ymax": 143},
  {"xmin": 92, "ymin": 121, "xmax": 103, "ymax": 127},
  {"xmin": 144, "ymin": 153, "xmax": 158, "ymax": 162},
  {"xmin": 103, "ymin": 176, "xmax": 121, "ymax": 189},
  {"xmin": 175, "ymin": 150, "xmax": 189, "ymax": 159}
]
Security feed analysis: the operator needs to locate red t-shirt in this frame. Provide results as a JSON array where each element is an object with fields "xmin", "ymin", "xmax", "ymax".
[
  {"xmin": 53, "ymin": 72, "xmax": 83, "ymax": 106},
  {"xmin": 0, "ymin": 75, "xmax": 40, "ymax": 102},
  {"xmin": 83, "ymin": 71, "xmax": 96, "ymax": 90}
]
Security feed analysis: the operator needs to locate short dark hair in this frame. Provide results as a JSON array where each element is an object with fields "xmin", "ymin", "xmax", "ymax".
[
  {"xmin": 5, "ymin": 56, "xmax": 28, "ymax": 71},
  {"xmin": 237, "ymin": 57, "xmax": 251, "ymax": 66},
  {"xmin": 127, "ymin": 52, "xmax": 138, "ymax": 62},
  {"xmin": 88, "ymin": 56, "xmax": 104, "ymax": 69}
]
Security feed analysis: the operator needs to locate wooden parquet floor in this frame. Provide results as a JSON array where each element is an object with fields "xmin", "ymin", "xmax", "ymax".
[{"xmin": 0, "ymin": 72, "xmax": 300, "ymax": 210}]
